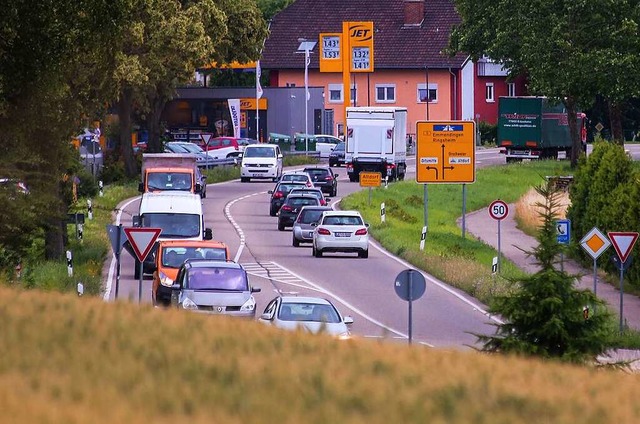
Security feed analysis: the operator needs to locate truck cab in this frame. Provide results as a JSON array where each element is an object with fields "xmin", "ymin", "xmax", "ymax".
[{"xmin": 138, "ymin": 153, "xmax": 203, "ymax": 196}]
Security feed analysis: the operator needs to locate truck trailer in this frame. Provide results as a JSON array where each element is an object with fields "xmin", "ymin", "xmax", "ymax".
[
  {"xmin": 345, "ymin": 107, "xmax": 407, "ymax": 182},
  {"xmin": 497, "ymin": 96, "xmax": 586, "ymax": 163}
]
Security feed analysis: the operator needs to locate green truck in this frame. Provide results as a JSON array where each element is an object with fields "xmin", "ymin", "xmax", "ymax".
[{"xmin": 497, "ymin": 97, "xmax": 586, "ymax": 163}]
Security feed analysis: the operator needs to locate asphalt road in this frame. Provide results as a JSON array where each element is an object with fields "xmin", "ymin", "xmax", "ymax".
[{"xmin": 104, "ymin": 144, "xmax": 640, "ymax": 349}]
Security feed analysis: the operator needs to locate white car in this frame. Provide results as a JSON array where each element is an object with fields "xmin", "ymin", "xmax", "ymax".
[
  {"xmin": 314, "ymin": 135, "xmax": 343, "ymax": 158},
  {"xmin": 259, "ymin": 296, "xmax": 353, "ymax": 339},
  {"xmin": 312, "ymin": 210, "xmax": 369, "ymax": 258},
  {"xmin": 279, "ymin": 171, "xmax": 314, "ymax": 187},
  {"xmin": 240, "ymin": 144, "xmax": 283, "ymax": 182}
]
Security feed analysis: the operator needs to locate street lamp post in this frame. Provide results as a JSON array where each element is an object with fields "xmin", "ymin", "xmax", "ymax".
[{"xmin": 297, "ymin": 38, "xmax": 316, "ymax": 152}]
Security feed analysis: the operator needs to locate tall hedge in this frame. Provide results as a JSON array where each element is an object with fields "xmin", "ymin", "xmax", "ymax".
[{"xmin": 567, "ymin": 142, "xmax": 640, "ymax": 285}]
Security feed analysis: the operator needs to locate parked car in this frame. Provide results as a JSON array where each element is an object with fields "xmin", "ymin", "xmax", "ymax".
[
  {"xmin": 268, "ymin": 181, "xmax": 307, "ymax": 216},
  {"xmin": 259, "ymin": 296, "xmax": 353, "ymax": 339},
  {"xmin": 79, "ymin": 136, "xmax": 103, "ymax": 177},
  {"xmin": 303, "ymin": 166, "xmax": 338, "ymax": 196},
  {"xmin": 164, "ymin": 141, "xmax": 216, "ymax": 168},
  {"xmin": 328, "ymin": 141, "xmax": 345, "ymax": 167},
  {"xmin": 152, "ymin": 240, "xmax": 230, "ymax": 306},
  {"xmin": 279, "ymin": 171, "xmax": 314, "ymax": 187},
  {"xmin": 288, "ymin": 187, "xmax": 329, "ymax": 206},
  {"xmin": 277, "ymin": 194, "xmax": 322, "ymax": 231},
  {"xmin": 312, "ymin": 210, "xmax": 369, "ymax": 258},
  {"xmin": 292, "ymin": 205, "xmax": 333, "ymax": 247},
  {"xmin": 240, "ymin": 144, "xmax": 283, "ymax": 182},
  {"xmin": 171, "ymin": 260, "xmax": 261, "ymax": 317},
  {"xmin": 199, "ymin": 136, "xmax": 243, "ymax": 157},
  {"xmin": 314, "ymin": 134, "xmax": 343, "ymax": 158},
  {"xmin": 0, "ymin": 178, "xmax": 29, "ymax": 195}
]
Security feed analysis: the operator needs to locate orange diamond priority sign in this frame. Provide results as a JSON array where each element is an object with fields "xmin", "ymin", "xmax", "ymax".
[{"xmin": 579, "ymin": 227, "xmax": 611, "ymax": 260}]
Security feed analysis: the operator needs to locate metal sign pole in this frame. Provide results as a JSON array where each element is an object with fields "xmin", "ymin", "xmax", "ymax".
[
  {"xmin": 115, "ymin": 224, "xmax": 122, "ymax": 300},
  {"xmin": 462, "ymin": 184, "xmax": 467, "ymax": 238},
  {"xmin": 408, "ymin": 270, "xmax": 413, "ymax": 345},
  {"xmin": 497, "ymin": 220, "xmax": 502, "ymax": 273},
  {"xmin": 619, "ymin": 265, "xmax": 625, "ymax": 332},
  {"xmin": 423, "ymin": 185, "xmax": 428, "ymax": 229},
  {"xmin": 368, "ymin": 187, "xmax": 372, "ymax": 206},
  {"xmin": 139, "ymin": 261, "xmax": 144, "ymax": 304},
  {"xmin": 592, "ymin": 258, "xmax": 597, "ymax": 315}
]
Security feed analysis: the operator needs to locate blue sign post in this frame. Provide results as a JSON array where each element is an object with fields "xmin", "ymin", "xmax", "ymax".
[{"xmin": 556, "ymin": 219, "xmax": 571, "ymax": 272}]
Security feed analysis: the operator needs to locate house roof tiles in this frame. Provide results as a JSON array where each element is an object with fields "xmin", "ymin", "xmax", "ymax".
[{"xmin": 261, "ymin": 0, "xmax": 466, "ymax": 70}]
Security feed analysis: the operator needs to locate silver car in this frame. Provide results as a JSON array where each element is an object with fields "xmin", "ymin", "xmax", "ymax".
[
  {"xmin": 259, "ymin": 296, "xmax": 354, "ymax": 339},
  {"xmin": 171, "ymin": 259, "xmax": 261, "ymax": 317},
  {"xmin": 292, "ymin": 205, "xmax": 332, "ymax": 247}
]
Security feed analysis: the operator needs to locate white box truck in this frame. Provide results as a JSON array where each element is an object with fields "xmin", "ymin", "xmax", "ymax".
[{"xmin": 345, "ymin": 107, "xmax": 407, "ymax": 182}]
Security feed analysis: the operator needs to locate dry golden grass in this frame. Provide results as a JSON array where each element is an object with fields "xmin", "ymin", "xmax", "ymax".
[
  {"xmin": 2, "ymin": 285, "xmax": 640, "ymax": 423},
  {"xmin": 514, "ymin": 188, "xmax": 571, "ymax": 236}
]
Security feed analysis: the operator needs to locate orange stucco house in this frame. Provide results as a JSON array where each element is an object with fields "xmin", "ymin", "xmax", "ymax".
[{"xmin": 261, "ymin": 0, "xmax": 468, "ymax": 138}]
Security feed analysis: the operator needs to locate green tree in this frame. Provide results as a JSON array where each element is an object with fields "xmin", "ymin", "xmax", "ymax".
[
  {"xmin": 113, "ymin": 0, "xmax": 268, "ymax": 177},
  {"xmin": 0, "ymin": 0, "xmax": 130, "ymax": 262},
  {"xmin": 256, "ymin": 0, "xmax": 296, "ymax": 20},
  {"xmin": 449, "ymin": 0, "xmax": 640, "ymax": 163},
  {"xmin": 477, "ymin": 180, "xmax": 610, "ymax": 362}
]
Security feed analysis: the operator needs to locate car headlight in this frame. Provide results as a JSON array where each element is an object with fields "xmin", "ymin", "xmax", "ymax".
[
  {"xmin": 159, "ymin": 272, "xmax": 173, "ymax": 287},
  {"xmin": 337, "ymin": 331, "xmax": 351, "ymax": 340},
  {"xmin": 240, "ymin": 296, "xmax": 256, "ymax": 312},
  {"xmin": 182, "ymin": 297, "xmax": 198, "ymax": 310}
]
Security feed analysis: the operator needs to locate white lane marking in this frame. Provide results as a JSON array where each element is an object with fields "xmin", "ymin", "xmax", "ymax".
[
  {"xmin": 104, "ymin": 195, "xmax": 141, "ymax": 302},
  {"xmin": 269, "ymin": 261, "xmax": 427, "ymax": 345},
  {"xmin": 332, "ymin": 198, "xmax": 503, "ymax": 325},
  {"xmin": 226, "ymin": 191, "xmax": 267, "ymax": 263}
]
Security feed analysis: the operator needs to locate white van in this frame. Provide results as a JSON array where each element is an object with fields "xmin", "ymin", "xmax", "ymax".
[
  {"xmin": 240, "ymin": 143, "xmax": 283, "ymax": 182},
  {"xmin": 130, "ymin": 191, "xmax": 212, "ymax": 278}
]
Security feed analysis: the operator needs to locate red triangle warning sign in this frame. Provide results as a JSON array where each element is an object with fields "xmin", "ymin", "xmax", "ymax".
[
  {"xmin": 124, "ymin": 227, "xmax": 162, "ymax": 262},
  {"xmin": 608, "ymin": 232, "xmax": 639, "ymax": 263}
]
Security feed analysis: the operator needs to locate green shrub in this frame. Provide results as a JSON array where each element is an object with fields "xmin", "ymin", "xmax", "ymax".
[{"xmin": 478, "ymin": 121, "xmax": 497, "ymax": 146}]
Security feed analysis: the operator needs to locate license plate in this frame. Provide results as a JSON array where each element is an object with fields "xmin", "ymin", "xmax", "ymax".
[{"xmin": 335, "ymin": 232, "xmax": 351, "ymax": 237}]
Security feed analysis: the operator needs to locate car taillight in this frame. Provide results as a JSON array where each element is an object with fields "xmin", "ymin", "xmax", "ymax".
[
  {"xmin": 235, "ymin": 145, "xmax": 239, "ymax": 150},
  {"xmin": 318, "ymin": 228, "xmax": 330, "ymax": 235},
  {"xmin": 355, "ymin": 228, "xmax": 368, "ymax": 236},
  {"xmin": 281, "ymin": 205, "xmax": 293, "ymax": 212},
  {"xmin": 386, "ymin": 164, "xmax": 395, "ymax": 170},
  {"xmin": 274, "ymin": 191, "xmax": 284, "ymax": 199},
  {"xmin": 321, "ymin": 199, "xmax": 327, "ymax": 206}
]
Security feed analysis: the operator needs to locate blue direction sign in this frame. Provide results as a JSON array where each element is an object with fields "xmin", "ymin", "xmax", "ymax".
[{"xmin": 556, "ymin": 219, "xmax": 571, "ymax": 244}]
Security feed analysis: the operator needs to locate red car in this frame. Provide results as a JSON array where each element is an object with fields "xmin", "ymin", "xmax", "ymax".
[{"xmin": 198, "ymin": 137, "xmax": 258, "ymax": 157}]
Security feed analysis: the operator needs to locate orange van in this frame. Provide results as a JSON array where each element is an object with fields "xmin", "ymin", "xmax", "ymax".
[{"xmin": 152, "ymin": 239, "xmax": 230, "ymax": 306}]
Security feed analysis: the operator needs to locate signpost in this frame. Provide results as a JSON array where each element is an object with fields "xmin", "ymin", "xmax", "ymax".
[
  {"xmin": 420, "ymin": 226, "xmax": 427, "ymax": 251},
  {"xmin": 556, "ymin": 219, "xmax": 571, "ymax": 271},
  {"xmin": 200, "ymin": 133, "xmax": 213, "ymax": 170},
  {"xmin": 608, "ymin": 231, "xmax": 639, "ymax": 331},
  {"xmin": 359, "ymin": 171, "xmax": 381, "ymax": 205},
  {"xmin": 124, "ymin": 227, "xmax": 162, "ymax": 304},
  {"xmin": 580, "ymin": 227, "xmax": 611, "ymax": 306},
  {"xmin": 394, "ymin": 269, "xmax": 426, "ymax": 345},
  {"xmin": 488, "ymin": 200, "xmax": 509, "ymax": 273},
  {"xmin": 380, "ymin": 202, "xmax": 386, "ymax": 223}
]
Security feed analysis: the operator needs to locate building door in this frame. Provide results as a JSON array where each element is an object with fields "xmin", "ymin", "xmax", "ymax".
[{"xmin": 323, "ymin": 109, "xmax": 334, "ymax": 135}]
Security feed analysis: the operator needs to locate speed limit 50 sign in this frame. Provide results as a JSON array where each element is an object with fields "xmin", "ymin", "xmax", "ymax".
[{"xmin": 489, "ymin": 200, "xmax": 509, "ymax": 221}]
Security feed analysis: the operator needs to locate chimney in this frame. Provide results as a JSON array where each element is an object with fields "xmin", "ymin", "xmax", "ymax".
[{"xmin": 404, "ymin": 0, "xmax": 425, "ymax": 26}]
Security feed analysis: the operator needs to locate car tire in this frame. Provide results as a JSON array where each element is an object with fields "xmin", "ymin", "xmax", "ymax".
[
  {"xmin": 269, "ymin": 208, "xmax": 277, "ymax": 217},
  {"xmin": 331, "ymin": 187, "xmax": 337, "ymax": 197},
  {"xmin": 241, "ymin": 177, "xmax": 249, "ymax": 182},
  {"xmin": 349, "ymin": 174, "xmax": 357, "ymax": 182},
  {"xmin": 313, "ymin": 246, "xmax": 322, "ymax": 258},
  {"xmin": 278, "ymin": 221, "xmax": 285, "ymax": 231},
  {"xmin": 202, "ymin": 189, "xmax": 207, "ymax": 198},
  {"xmin": 359, "ymin": 249, "xmax": 369, "ymax": 259},
  {"xmin": 293, "ymin": 238, "xmax": 300, "ymax": 247},
  {"xmin": 329, "ymin": 160, "xmax": 336, "ymax": 167}
]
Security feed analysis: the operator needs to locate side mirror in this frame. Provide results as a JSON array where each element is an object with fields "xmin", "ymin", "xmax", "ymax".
[
  {"xmin": 277, "ymin": 154, "xmax": 283, "ymax": 159},
  {"xmin": 344, "ymin": 316, "xmax": 354, "ymax": 325},
  {"xmin": 260, "ymin": 312, "xmax": 272, "ymax": 321},
  {"xmin": 334, "ymin": 174, "xmax": 339, "ymax": 178},
  {"xmin": 311, "ymin": 222, "xmax": 318, "ymax": 227},
  {"xmin": 203, "ymin": 228, "xmax": 213, "ymax": 240},
  {"xmin": 132, "ymin": 215, "xmax": 141, "ymax": 227},
  {"xmin": 268, "ymin": 190, "xmax": 273, "ymax": 194},
  {"xmin": 170, "ymin": 283, "xmax": 181, "ymax": 291},
  {"xmin": 365, "ymin": 223, "xmax": 370, "ymax": 228},
  {"xmin": 195, "ymin": 183, "xmax": 202, "ymax": 193},
  {"xmin": 201, "ymin": 175, "xmax": 207, "ymax": 181},
  {"xmin": 138, "ymin": 182, "xmax": 144, "ymax": 193},
  {"xmin": 325, "ymin": 198, "xmax": 332, "ymax": 202},
  {"xmin": 251, "ymin": 287, "xmax": 262, "ymax": 293}
]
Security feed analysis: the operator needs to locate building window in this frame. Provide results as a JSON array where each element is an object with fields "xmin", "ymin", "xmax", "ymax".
[
  {"xmin": 417, "ymin": 83, "xmax": 438, "ymax": 103},
  {"xmin": 351, "ymin": 84, "xmax": 357, "ymax": 105},
  {"xmin": 376, "ymin": 84, "xmax": 396, "ymax": 103},
  {"xmin": 485, "ymin": 83, "xmax": 495, "ymax": 103},
  {"xmin": 328, "ymin": 84, "xmax": 342, "ymax": 103},
  {"xmin": 507, "ymin": 82, "xmax": 516, "ymax": 97}
]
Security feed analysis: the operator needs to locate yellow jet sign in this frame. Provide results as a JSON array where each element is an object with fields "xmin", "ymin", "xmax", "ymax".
[
  {"xmin": 348, "ymin": 21, "xmax": 374, "ymax": 72},
  {"xmin": 416, "ymin": 121, "xmax": 476, "ymax": 184}
]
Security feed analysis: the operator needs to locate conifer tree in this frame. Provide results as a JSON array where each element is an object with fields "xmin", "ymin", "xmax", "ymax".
[{"xmin": 476, "ymin": 179, "xmax": 610, "ymax": 362}]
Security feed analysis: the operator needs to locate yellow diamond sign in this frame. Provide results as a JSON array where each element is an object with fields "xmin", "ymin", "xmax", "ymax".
[{"xmin": 580, "ymin": 227, "xmax": 611, "ymax": 259}]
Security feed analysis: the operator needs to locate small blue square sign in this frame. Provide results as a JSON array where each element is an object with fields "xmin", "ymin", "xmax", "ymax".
[{"xmin": 556, "ymin": 219, "xmax": 571, "ymax": 244}]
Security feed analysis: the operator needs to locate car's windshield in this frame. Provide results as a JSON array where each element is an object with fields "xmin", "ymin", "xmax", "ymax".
[
  {"xmin": 166, "ymin": 143, "xmax": 189, "ymax": 153},
  {"xmin": 186, "ymin": 267, "xmax": 248, "ymax": 291},
  {"xmin": 142, "ymin": 213, "xmax": 200, "ymax": 238},
  {"xmin": 287, "ymin": 197, "xmax": 319, "ymax": 208},
  {"xmin": 147, "ymin": 172, "xmax": 192, "ymax": 191},
  {"xmin": 290, "ymin": 189, "xmax": 322, "ymax": 200},
  {"xmin": 322, "ymin": 215, "xmax": 363, "ymax": 226},
  {"xmin": 282, "ymin": 174, "xmax": 309, "ymax": 183},
  {"xmin": 333, "ymin": 142, "xmax": 345, "ymax": 152},
  {"xmin": 276, "ymin": 183, "xmax": 306, "ymax": 194},
  {"xmin": 180, "ymin": 143, "xmax": 204, "ymax": 153},
  {"xmin": 278, "ymin": 302, "xmax": 341, "ymax": 323},
  {"xmin": 244, "ymin": 147, "xmax": 276, "ymax": 158},
  {"xmin": 304, "ymin": 169, "xmax": 329, "ymax": 180},
  {"xmin": 162, "ymin": 247, "xmax": 227, "ymax": 268},
  {"xmin": 299, "ymin": 209, "xmax": 327, "ymax": 224}
]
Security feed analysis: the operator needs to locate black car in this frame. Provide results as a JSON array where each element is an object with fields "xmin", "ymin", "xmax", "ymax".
[
  {"xmin": 303, "ymin": 167, "xmax": 338, "ymax": 197},
  {"xmin": 268, "ymin": 181, "xmax": 307, "ymax": 216},
  {"xmin": 277, "ymin": 194, "xmax": 321, "ymax": 231},
  {"xmin": 328, "ymin": 141, "xmax": 345, "ymax": 167}
]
